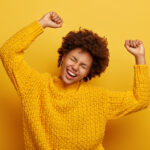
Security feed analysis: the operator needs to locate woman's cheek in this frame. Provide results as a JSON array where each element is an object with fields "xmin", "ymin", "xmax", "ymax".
[
  {"xmin": 80, "ymin": 68, "xmax": 87, "ymax": 76},
  {"xmin": 67, "ymin": 60, "xmax": 74, "ymax": 66}
]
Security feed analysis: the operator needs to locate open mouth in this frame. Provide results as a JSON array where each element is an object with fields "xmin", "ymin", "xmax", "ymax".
[{"xmin": 66, "ymin": 69, "xmax": 77, "ymax": 80}]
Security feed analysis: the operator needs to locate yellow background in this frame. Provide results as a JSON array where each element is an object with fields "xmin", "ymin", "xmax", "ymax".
[{"xmin": 0, "ymin": 0, "xmax": 150, "ymax": 149}]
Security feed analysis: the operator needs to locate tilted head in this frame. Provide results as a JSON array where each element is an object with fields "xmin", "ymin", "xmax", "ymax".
[{"xmin": 57, "ymin": 27, "xmax": 110, "ymax": 85}]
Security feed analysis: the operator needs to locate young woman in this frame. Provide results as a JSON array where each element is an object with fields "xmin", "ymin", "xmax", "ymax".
[{"xmin": 0, "ymin": 11, "xmax": 150, "ymax": 150}]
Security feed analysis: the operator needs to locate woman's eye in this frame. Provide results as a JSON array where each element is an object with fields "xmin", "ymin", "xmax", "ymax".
[
  {"xmin": 70, "ymin": 58, "xmax": 86, "ymax": 69},
  {"xmin": 71, "ymin": 58, "xmax": 75, "ymax": 61},
  {"xmin": 81, "ymin": 66, "xmax": 86, "ymax": 69}
]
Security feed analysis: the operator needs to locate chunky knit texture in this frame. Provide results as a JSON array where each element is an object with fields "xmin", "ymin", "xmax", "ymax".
[{"xmin": 0, "ymin": 20, "xmax": 150, "ymax": 150}]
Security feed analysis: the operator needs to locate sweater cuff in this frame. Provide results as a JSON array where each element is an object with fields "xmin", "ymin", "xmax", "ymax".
[
  {"xmin": 134, "ymin": 64, "xmax": 149, "ymax": 83},
  {"xmin": 24, "ymin": 20, "xmax": 44, "ymax": 36}
]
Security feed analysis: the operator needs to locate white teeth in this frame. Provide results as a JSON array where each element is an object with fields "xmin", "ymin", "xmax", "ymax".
[{"xmin": 67, "ymin": 70, "xmax": 77, "ymax": 77}]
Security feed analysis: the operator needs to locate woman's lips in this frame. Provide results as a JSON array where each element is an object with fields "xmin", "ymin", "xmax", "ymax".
[{"xmin": 65, "ymin": 69, "xmax": 77, "ymax": 80}]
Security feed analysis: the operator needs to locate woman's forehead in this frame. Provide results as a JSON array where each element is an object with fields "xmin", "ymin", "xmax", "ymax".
[{"xmin": 68, "ymin": 48, "xmax": 91, "ymax": 58}]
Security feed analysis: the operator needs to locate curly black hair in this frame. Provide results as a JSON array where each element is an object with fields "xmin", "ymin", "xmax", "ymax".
[{"xmin": 57, "ymin": 27, "xmax": 110, "ymax": 82}]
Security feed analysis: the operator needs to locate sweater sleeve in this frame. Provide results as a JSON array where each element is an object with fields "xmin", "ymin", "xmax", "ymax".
[
  {"xmin": 102, "ymin": 64, "xmax": 150, "ymax": 120},
  {"xmin": 0, "ymin": 20, "xmax": 45, "ymax": 98}
]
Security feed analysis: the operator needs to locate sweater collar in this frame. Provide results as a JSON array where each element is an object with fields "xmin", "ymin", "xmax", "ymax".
[{"xmin": 53, "ymin": 75, "xmax": 82, "ymax": 91}]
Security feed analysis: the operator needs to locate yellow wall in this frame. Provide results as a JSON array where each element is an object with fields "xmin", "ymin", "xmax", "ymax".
[{"xmin": 0, "ymin": 0, "xmax": 150, "ymax": 149}]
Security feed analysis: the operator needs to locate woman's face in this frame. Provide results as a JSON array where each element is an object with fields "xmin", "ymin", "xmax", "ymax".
[{"xmin": 60, "ymin": 48, "xmax": 93, "ymax": 85}]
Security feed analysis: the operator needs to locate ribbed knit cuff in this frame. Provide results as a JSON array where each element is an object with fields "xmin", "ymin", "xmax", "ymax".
[
  {"xmin": 23, "ymin": 20, "xmax": 44, "ymax": 37},
  {"xmin": 134, "ymin": 64, "xmax": 149, "ymax": 83}
]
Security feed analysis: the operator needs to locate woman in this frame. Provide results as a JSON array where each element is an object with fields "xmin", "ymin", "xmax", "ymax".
[{"xmin": 0, "ymin": 11, "xmax": 150, "ymax": 150}]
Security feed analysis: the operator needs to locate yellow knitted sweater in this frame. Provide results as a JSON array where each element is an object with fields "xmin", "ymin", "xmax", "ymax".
[{"xmin": 0, "ymin": 20, "xmax": 150, "ymax": 150}]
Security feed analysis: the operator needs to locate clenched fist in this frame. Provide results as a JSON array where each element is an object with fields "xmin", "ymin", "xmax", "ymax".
[
  {"xmin": 124, "ymin": 40, "xmax": 145, "ymax": 57},
  {"xmin": 38, "ymin": 12, "xmax": 63, "ymax": 28}
]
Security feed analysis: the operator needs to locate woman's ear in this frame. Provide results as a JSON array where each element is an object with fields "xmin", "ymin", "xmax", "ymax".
[
  {"xmin": 61, "ymin": 57, "xmax": 64, "ymax": 65},
  {"xmin": 61, "ymin": 55, "xmax": 66, "ymax": 66},
  {"xmin": 62, "ymin": 53, "xmax": 68, "ymax": 62},
  {"xmin": 62, "ymin": 57, "xmax": 64, "ymax": 62}
]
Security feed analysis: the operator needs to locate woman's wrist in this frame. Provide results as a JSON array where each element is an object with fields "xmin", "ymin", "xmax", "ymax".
[
  {"xmin": 135, "ymin": 55, "xmax": 146, "ymax": 65},
  {"xmin": 38, "ymin": 19, "xmax": 46, "ymax": 29}
]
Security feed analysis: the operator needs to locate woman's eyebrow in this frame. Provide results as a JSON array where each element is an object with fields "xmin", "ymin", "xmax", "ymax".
[{"xmin": 71, "ymin": 55, "xmax": 88, "ymax": 66}]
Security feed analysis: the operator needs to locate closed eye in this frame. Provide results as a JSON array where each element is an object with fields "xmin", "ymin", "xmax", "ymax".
[
  {"xmin": 70, "ymin": 58, "xmax": 76, "ymax": 61},
  {"xmin": 81, "ymin": 65, "xmax": 86, "ymax": 69},
  {"xmin": 70, "ymin": 56, "xmax": 88, "ymax": 69}
]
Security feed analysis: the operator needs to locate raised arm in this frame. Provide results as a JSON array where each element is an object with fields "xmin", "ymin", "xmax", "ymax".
[
  {"xmin": 0, "ymin": 11, "xmax": 63, "ymax": 98},
  {"xmin": 103, "ymin": 40, "xmax": 150, "ymax": 120}
]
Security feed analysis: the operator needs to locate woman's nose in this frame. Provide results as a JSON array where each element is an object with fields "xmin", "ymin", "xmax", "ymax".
[{"xmin": 72, "ymin": 63, "xmax": 79, "ymax": 71}]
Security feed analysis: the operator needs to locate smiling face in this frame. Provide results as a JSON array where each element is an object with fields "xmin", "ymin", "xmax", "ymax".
[{"xmin": 59, "ymin": 48, "xmax": 93, "ymax": 85}]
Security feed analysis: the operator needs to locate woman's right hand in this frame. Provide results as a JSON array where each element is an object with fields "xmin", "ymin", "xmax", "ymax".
[{"xmin": 38, "ymin": 11, "xmax": 63, "ymax": 29}]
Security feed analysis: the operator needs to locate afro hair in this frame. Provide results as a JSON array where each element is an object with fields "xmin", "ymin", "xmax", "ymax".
[{"xmin": 57, "ymin": 27, "xmax": 110, "ymax": 82}]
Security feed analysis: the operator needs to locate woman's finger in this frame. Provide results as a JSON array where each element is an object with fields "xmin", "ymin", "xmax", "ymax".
[
  {"xmin": 135, "ymin": 40, "xmax": 138, "ymax": 46},
  {"xmin": 132, "ymin": 40, "xmax": 136, "ymax": 48},
  {"xmin": 57, "ymin": 19, "xmax": 62, "ymax": 24},
  {"xmin": 130, "ymin": 40, "xmax": 133, "ymax": 47},
  {"xmin": 129, "ymin": 40, "xmax": 132, "ymax": 47},
  {"xmin": 55, "ymin": 17, "xmax": 61, "ymax": 22},
  {"xmin": 52, "ymin": 13, "xmax": 59, "ymax": 19},
  {"xmin": 126, "ymin": 40, "xmax": 130, "ymax": 47},
  {"xmin": 131, "ymin": 40, "xmax": 135, "ymax": 47}
]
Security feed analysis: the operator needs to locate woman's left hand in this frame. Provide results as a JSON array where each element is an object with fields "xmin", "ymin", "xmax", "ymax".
[{"xmin": 124, "ymin": 40, "xmax": 145, "ymax": 57}]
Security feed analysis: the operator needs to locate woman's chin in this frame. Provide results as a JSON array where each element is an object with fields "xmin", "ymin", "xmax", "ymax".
[{"xmin": 62, "ymin": 75, "xmax": 79, "ymax": 85}]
